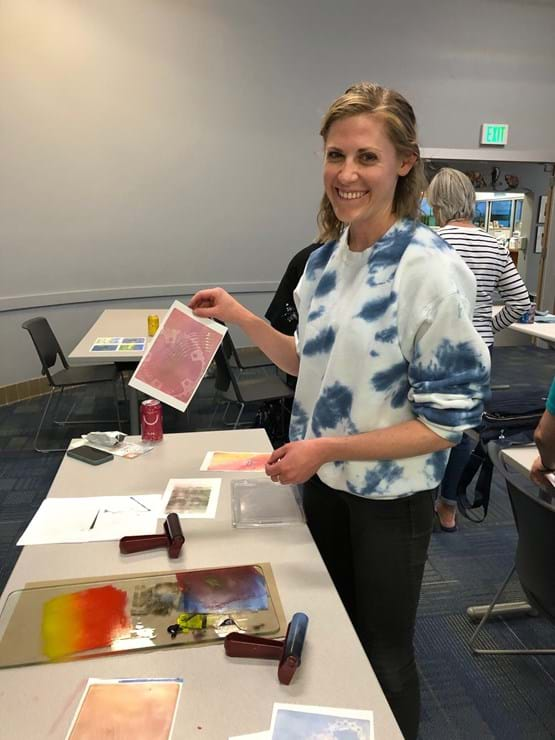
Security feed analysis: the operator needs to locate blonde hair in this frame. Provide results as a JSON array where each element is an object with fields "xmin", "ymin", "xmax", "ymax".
[
  {"xmin": 426, "ymin": 168, "xmax": 476, "ymax": 227},
  {"xmin": 317, "ymin": 82, "xmax": 426, "ymax": 242}
]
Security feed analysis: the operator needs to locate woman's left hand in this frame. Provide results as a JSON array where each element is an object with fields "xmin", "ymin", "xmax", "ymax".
[{"xmin": 265, "ymin": 439, "xmax": 329, "ymax": 485}]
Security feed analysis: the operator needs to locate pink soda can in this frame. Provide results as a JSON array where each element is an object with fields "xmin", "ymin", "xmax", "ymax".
[{"xmin": 141, "ymin": 399, "xmax": 163, "ymax": 442}]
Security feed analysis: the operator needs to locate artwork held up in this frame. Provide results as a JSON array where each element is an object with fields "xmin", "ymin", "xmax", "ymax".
[{"xmin": 130, "ymin": 301, "xmax": 227, "ymax": 412}]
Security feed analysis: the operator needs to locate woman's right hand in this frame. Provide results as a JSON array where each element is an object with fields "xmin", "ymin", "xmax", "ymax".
[
  {"xmin": 530, "ymin": 455, "xmax": 555, "ymax": 490},
  {"xmin": 188, "ymin": 287, "xmax": 251, "ymax": 325}
]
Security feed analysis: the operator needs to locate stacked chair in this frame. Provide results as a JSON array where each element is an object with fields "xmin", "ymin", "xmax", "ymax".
[{"xmin": 22, "ymin": 317, "xmax": 126, "ymax": 453}]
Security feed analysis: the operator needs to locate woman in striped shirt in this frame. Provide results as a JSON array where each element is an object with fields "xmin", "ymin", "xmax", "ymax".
[{"xmin": 427, "ymin": 168, "xmax": 530, "ymax": 530}]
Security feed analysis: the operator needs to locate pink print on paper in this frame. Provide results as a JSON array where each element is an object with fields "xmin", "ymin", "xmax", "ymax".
[{"xmin": 130, "ymin": 303, "xmax": 225, "ymax": 412}]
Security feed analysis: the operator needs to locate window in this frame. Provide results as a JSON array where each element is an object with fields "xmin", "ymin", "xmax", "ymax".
[
  {"xmin": 489, "ymin": 200, "xmax": 512, "ymax": 229},
  {"xmin": 473, "ymin": 201, "xmax": 486, "ymax": 228},
  {"xmin": 419, "ymin": 197, "xmax": 436, "ymax": 227}
]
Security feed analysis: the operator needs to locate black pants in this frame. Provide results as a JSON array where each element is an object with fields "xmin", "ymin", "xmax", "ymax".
[{"xmin": 303, "ymin": 476, "xmax": 435, "ymax": 740}]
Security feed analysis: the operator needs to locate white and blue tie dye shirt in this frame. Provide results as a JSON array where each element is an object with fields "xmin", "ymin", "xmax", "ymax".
[{"xmin": 291, "ymin": 218, "xmax": 490, "ymax": 499}]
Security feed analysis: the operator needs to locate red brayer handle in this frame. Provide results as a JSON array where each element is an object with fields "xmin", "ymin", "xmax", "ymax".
[
  {"xmin": 119, "ymin": 533, "xmax": 169, "ymax": 554},
  {"xmin": 224, "ymin": 632, "xmax": 284, "ymax": 660}
]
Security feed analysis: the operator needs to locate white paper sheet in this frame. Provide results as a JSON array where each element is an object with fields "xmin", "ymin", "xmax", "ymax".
[
  {"xmin": 17, "ymin": 495, "xmax": 161, "ymax": 545},
  {"xmin": 158, "ymin": 478, "xmax": 221, "ymax": 519}
]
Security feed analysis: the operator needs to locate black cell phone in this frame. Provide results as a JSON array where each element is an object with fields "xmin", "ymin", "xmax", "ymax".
[{"xmin": 67, "ymin": 445, "xmax": 114, "ymax": 465}]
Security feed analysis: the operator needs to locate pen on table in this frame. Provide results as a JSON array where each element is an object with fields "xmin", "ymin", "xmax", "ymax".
[{"xmin": 129, "ymin": 496, "xmax": 151, "ymax": 511}]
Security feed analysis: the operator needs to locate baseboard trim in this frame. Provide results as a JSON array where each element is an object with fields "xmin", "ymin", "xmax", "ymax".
[{"xmin": 0, "ymin": 377, "xmax": 50, "ymax": 406}]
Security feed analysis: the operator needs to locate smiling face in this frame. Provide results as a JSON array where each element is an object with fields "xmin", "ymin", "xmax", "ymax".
[{"xmin": 323, "ymin": 113, "xmax": 414, "ymax": 247}]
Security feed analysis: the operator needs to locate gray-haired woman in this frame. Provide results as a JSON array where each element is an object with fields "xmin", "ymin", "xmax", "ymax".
[{"xmin": 427, "ymin": 167, "xmax": 531, "ymax": 530}]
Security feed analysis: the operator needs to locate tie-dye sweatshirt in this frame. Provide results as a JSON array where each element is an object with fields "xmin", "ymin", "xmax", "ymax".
[{"xmin": 290, "ymin": 218, "xmax": 490, "ymax": 499}]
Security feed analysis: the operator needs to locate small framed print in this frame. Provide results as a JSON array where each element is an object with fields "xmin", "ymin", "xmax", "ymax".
[
  {"xmin": 535, "ymin": 224, "xmax": 545, "ymax": 254},
  {"xmin": 158, "ymin": 478, "xmax": 221, "ymax": 519},
  {"xmin": 537, "ymin": 194, "xmax": 548, "ymax": 225}
]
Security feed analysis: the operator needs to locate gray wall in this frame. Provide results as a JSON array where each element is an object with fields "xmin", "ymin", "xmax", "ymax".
[{"xmin": 2, "ymin": 0, "xmax": 555, "ymax": 385}]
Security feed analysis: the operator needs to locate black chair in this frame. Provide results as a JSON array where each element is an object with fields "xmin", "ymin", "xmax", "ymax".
[
  {"xmin": 210, "ymin": 346, "xmax": 294, "ymax": 430},
  {"xmin": 216, "ymin": 321, "xmax": 276, "ymax": 372},
  {"xmin": 469, "ymin": 441, "xmax": 555, "ymax": 655},
  {"xmin": 22, "ymin": 317, "xmax": 126, "ymax": 453}
]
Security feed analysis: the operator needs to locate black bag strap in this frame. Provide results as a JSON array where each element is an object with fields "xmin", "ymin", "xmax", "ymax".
[
  {"xmin": 456, "ymin": 430, "xmax": 536, "ymax": 523},
  {"xmin": 457, "ymin": 442, "xmax": 491, "ymax": 522}
]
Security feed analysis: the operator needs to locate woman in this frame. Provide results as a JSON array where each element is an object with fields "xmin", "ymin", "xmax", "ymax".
[
  {"xmin": 427, "ymin": 167, "xmax": 531, "ymax": 530},
  {"xmin": 189, "ymin": 83, "xmax": 490, "ymax": 740}
]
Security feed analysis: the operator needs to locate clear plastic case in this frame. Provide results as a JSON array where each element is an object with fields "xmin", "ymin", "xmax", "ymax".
[{"xmin": 231, "ymin": 479, "xmax": 306, "ymax": 528}]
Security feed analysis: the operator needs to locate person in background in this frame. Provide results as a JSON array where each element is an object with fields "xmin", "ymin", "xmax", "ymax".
[
  {"xmin": 189, "ymin": 82, "xmax": 490, "ymax": 739},
  {"xmin": 530, "ymin": 375, "xmax": 555, "ymax": 490},
  {"xmin": 257, "ymin": 246, "xmax": 321, "ymax": 445},
  {"xmin": 427, "ymin": 168, "xmax": 531, "ymax": 531},
  {"xmin": 265, "ymin": 242, "xmax": 321, "ymax": 389},
  {"xmin": 265, "ymin": 242, "xmax": 322, "ymax": 337}
]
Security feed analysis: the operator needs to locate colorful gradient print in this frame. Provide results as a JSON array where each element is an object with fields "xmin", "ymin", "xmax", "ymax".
[
  {"xmin": 41, "ymin": 585, "xmax": 131, "ymax": 660},
  {"xmin": 205, "ymin": 451, "xmax": 270, "ymax": 472}
]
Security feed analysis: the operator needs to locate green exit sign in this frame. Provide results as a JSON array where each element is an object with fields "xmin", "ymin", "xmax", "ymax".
[{"xmin": 480, "ymin": 123, "xmax": 509, "ymax": 146}]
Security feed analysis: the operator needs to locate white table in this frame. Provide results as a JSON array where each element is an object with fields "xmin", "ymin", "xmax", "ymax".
[
  {"xmin": 69, "ymin": 309, "xmax": 168, "ymax": 433},
  {"xmin": 0, "ymin": 429, "xmax": 402, "ymax": 739},
  {"xmin": 503, "ymin": 444, "xmax": 555, "ymax": 498},
  {"xmin": 69, "ymin": 309, "xmax": 168, "ymax": 363},
  {"xmin": 507, "ymin": 321, "xmax": 555, "ymax": 344},
  {"xmin": 492, "ymin": 305, "xmax": 555, "ymax": 344},
  {"xmin": 502, "ymin": 445, "xmax": 539, "ymax": 479}
]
